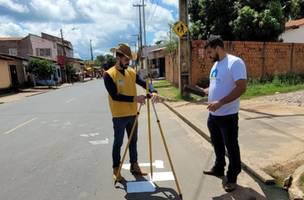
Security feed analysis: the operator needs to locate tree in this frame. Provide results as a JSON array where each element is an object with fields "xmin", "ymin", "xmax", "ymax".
[
  {"xmin": 95, "ymin": 54, "xmax": 115, "ymax": 70},
  {"xmin": 189, "ymin": 0, "xmax": 237, "ymax": 40},
  {"xmin": 28, "ymin": 58, "xmax": 55, "ymax": 80},
  {"xmin": 189, "ymin": 0, "xmax": 286, "ymax": 41}
]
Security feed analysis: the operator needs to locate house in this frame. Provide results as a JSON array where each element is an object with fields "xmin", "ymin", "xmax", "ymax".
[
  {"xmin": 0, "ymin": 54, "xmax": 28, "ymax": 92},
  {"xmin": 0, "ymin": 34, "xmax": 63, "ymax": 84},
  {"xmin": 281, "ymin": 18, "xmax": 304, "ymax": 43},
  {"xmin": 142, "ymin": 45, "xmax": 167, "ymax": 78}
]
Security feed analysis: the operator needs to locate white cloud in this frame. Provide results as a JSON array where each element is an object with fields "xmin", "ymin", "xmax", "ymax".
[
  {"xmin": 162, "ymin": 0, "xmax": 178, "ymax": 8},
  {"xmin": 30, "ymin": 0, "xmax": 76, "ymax": 21},
  {"xmin": 0, "ymin": 0, "xmax": 177, "ymax": 59},
  {"xmin": 152, "ymin": 30, "xmax": 168, "ymax": 44},
  {"xmin": 0, "ymin": 17, "xmax": 27, "ymax": 36},
  {"xmin": 0, "ymin": 0, "xmax": 29, "ymax": 13}
]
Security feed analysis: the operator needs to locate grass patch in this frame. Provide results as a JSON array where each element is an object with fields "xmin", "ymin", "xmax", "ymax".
[
  {"xmin": 300, "ymin": 174, "xmax": 304, "ymax": 192},
  {"xmin": 153, "ymin": 80, "xmax": 205, "ymax": 102},
  {"xmin": 243, "ymin": 82, "xmax": 304, "ymax": 99},
  {"xmin": 153, "ymin": 80, "xmax": 182, "ymax": 101},
  {"xmin": 153, "ymin": 73, "xmax": 304, "ymax": 102}
]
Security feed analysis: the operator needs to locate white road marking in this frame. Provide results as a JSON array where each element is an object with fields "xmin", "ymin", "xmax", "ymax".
[
  {"xmin": 65, "ymin": 98, "xmax": 75, "ymax": 103},
  {"xmin": 80, "ymin": 133, "xmax": 100, "ymax": 137},
  {"xmin": 127, "ymin": 181, "xmax": 155, "ymax": 193},
  {"xmin": 89, "ymin": 138, "xmax": 109, "ymax": 145},
  {"xmin": 4, "ymin": 118, "xmax": 37, "ymax": 135},
  {"xmin": 122, "ymin": 160, "xmax": 164, "ymax": 170},
  {"xmin": 149, "ymin": 172, "xmax": 174, "ymax": 182}
]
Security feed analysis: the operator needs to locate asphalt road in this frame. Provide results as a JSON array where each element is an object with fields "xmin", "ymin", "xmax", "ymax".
[{"xmin": 0, "ymin": 80, "xmax": 285, "ymax": 200}]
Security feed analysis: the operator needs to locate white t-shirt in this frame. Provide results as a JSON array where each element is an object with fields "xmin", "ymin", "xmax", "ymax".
[{"xmin": 208, "ymin": 54, "xmax": 247, "ymax": 116}]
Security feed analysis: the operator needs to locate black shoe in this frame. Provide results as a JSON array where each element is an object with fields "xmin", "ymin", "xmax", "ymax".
[
  {"xmin": 224, "ymin": 182, "xmax": 237, "ymax": 192},
  {"xmin": 203, "ymin": 168, "xmax": 224, "ymax": 177}
]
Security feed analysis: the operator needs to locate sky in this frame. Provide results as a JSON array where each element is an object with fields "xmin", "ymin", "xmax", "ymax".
[{"xmin": 0, "ymin": 0, "xmax": 178, "ymax": 60}]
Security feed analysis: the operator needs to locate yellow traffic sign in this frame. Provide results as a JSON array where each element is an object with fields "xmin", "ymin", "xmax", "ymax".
[{"xmin": 173, "ymin": 21, "xmax": 188, "ymax": 38}]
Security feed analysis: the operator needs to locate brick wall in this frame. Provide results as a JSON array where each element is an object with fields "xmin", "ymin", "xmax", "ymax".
[
  {"xmin": 165, "ymin": 52, "xmax": 179, "ymax": 86},
  {"xmin": 191, "ymin": 40, "xmax": 304, "ymax": 85},
  {"xmin": 166, "ymin": 40, "xmax": 304, "ymax": 86}
]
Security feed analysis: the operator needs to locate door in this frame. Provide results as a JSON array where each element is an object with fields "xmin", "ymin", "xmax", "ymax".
[{"xmin": 9, "ymin": 65, "xmax": 19, "ymax": 91}]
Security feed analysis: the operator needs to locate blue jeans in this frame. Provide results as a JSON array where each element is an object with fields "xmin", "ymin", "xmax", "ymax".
[
  {"xmin": 207, "ymin": 113, "xmax": 241, "ymax": 183},
  {"xmin": 112, "ymin": 116, "xmax": 138, "ymax": 168}
]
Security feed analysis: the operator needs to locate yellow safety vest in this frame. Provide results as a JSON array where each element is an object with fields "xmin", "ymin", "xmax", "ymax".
[{"xmin": 106, "ymin": 66, "xmax": 137, "ymax": 118}]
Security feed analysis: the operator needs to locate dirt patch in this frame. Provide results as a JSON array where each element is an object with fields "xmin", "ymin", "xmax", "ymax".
[{"xmin": 263, "ymin": 152, "xmax": 304, "ymax": 188}]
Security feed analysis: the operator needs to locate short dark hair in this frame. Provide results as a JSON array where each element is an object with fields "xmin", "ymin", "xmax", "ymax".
[{"xmin": 204, "ymin": 35, "xmax": 224, "ymax": 49}]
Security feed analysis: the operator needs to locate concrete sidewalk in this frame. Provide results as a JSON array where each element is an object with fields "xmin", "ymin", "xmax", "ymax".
[
  {"xmin": 0, "ymin": 83, "xmax": 72, "ymax": 104},
  {"xmin": 164, "ymin": 98, "xmax": 304, "ymax": 198}
]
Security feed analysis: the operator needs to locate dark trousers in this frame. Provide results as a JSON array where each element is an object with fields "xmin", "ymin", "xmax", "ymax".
[
  {"xmin": 112, "ymin": 116, "xmax": 138, "ymax": 168},
  {"xmin": 207, "ymin": 113, "xmax": 241, "ymax": 183}
]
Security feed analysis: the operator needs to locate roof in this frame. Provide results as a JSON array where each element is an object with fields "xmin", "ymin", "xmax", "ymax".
[
  {"xmin": 0, "ymin": 53, "xmax": 28, "ymax": 61},
  {"xmin": 0, "ymin": 55, "xmax": 13, "ymax": 61},
  {"xmin": 0, "ymin": 37, "xmax": 23, "ymax": 41},
  {"xmin": 285, "ymin": 18, "xmax": 304, "ymax": 30}
]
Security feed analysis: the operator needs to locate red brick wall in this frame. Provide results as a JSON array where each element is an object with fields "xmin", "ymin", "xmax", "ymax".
[
  {"xmin": 190, "ymin": 40, "xmax": 304, "ymax": 85},
  {"xmin": 165, "ymin": 52, "xmax": 179, "ymax": 86}
]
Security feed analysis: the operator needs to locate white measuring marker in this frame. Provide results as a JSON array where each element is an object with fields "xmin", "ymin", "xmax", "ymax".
[
  {"xmin": 122, "ymin": 160, "xmax": 164, "ymax": 170},
  {"xmin": 149, "ymin": 172, "xmax": 175, "ymax": 182},
  {"xmin": 89, "ymin": 138, "xmax": 109, "ymax": 145},
  {"xmin": 127, "ymin": 181, "xmax": 156, "ymax": 193}
]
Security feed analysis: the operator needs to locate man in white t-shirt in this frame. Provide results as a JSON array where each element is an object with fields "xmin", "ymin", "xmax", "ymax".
[{"xmin": 201, "ymin": 36, "xmax": 247, "ymax": 192}]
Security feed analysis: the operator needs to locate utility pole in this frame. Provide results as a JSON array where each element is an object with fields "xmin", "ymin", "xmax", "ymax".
[
  {"xmin": 133, "ymin": 3, "xmax": 144, "ymax": 70},
  {"xmin": 142, "ymin": 0, "xmax": 147, "ymax": 46},
  {"xmin": 142, "ymin": 0, "xmax": 149, "ymax": 76},
  {"xmin": 60, "ymin": 29, "xmax": 68, "ymax": 83},
  {"xmin": 179, "ymin": 0, "xmax": 191, "ymax": 98},
  {"xmin": 90, "ymin": 39, "xmax": 94, "ymax": 61}
]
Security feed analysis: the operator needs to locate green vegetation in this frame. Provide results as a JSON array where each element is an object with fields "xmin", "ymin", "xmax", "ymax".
[
  {"xmin": 188, "ymin": 0, "xmax": 304, "ymax": 41},
  {"xmin": 153, "ymin": 80, "xmax": 182, "ymax": 101},
  {"xmin": 154, "ymin": 73, "xmax": 304, "ymax": 102},
  {"xmin": 300, "ymin": 174, "xmax": 304, "ymax": 192},
  {"xmin": 28, "ymin": 58, "xmax": 55, "ymax": 80}
]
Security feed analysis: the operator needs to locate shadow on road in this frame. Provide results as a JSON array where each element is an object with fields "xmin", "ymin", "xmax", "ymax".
[
  {"xmin": 115, "ymin": 175, "xmax": 181, "ymax": 200},
  {"xmin": 212, "ymin": 185, "xmax": 267, "ymax": 200}
]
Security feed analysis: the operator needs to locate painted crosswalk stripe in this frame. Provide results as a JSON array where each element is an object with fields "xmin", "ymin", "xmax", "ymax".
[
  {"xmin": 149, "ymin": 172, "xmax": 175, "ymax": 182},
  {"xmin": 122, "ymin": 160, "xmax": 164, "ymax": 170}
]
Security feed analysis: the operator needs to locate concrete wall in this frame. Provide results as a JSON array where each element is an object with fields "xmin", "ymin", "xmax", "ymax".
[
  {"xmin": 281, "ymin": 26, "xmax": 304, "ymax": 43},
  {"xmin": 0, "ymin": 40, "xmax": 20, "ymax": 55},
  {"xmin": 0, "ymin": 60, "xmax": 11, "ymax": 89},
  {"xmin": 30, "ymin": 35, "xmax": 57, "ymax": 61}
]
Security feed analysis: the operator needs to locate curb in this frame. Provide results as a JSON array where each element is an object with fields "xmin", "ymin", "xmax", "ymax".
[
  {"xmin": 289, "ymin": 165, "xmax": 304, "ymax": 200},
  {"xmin": 162, "ymin": 101, "xmax": 276, "ymax": 185}
]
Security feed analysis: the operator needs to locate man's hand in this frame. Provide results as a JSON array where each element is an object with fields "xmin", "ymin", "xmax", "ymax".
[
  {"xmin": 150, "ymin": 92, "xmax": 161, "ymax": 103},
  {"xmin": 134, "ymin": 95, "xmax": 146, "ymax": 105},
  {"xmin": 207, "ymin": 101, "xmax": 224, "ymax": 112}
]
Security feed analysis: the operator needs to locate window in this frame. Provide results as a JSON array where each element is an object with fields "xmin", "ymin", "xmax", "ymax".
[
  {"xmin": 9, "ymin": 48, "xmax": 17, "ymax": 56},
  {"xmin": 36, "ymin": 48, "xmax": 52, "ymax": 57}
]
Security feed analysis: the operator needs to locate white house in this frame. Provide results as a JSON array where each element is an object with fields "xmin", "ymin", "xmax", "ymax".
[{"xmin": 281, "ymin": 18, "xmax": 304, "ymax": 43}]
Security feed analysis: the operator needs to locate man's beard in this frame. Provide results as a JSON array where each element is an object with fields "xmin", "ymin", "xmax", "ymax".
[
  {"xmin": 119, "ymin": 61, "xmax": 129, "ymax": 69},
  {"xmin": 212, "ymin": 53, "xmax": 220, "ymax": 62}
]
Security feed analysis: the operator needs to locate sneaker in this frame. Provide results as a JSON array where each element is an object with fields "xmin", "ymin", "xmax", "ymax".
[
  {"xmin": 224, "ymin": 182, "xmax": 237, "ymax": 192},
  {"xmin": 203, "ymin": 168, "xmax": 224, "ymax": 177},
  {"xmin": 130, "ymin": 162, "xmax": 147, "ymax": 176},
  {"xmin": 113, "ymin": 167, "xmax": 124, "ymax": 182}
]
